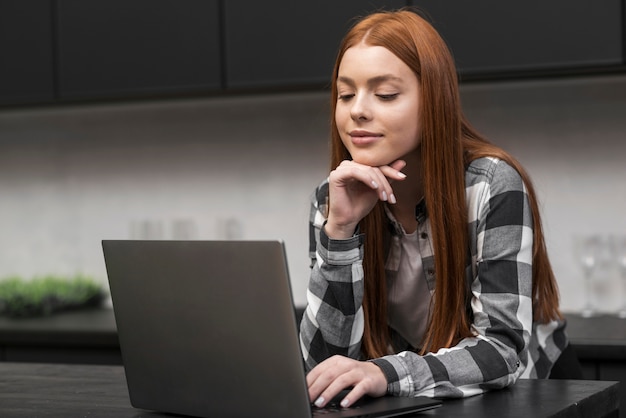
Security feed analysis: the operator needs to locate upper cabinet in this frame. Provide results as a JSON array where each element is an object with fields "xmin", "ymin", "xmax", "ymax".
[
  {"xmin": 56, "ymin": 0, "xmax": 221, "ymax": 100},
  {"xmin": 0, "ymin": 0, "xmax": 55, "ymax": 105},
  {"xmin": 1, "ymin": 0, "xmax": 625, "ymax": 107},
  {"xmin": 222, "ymin": 0, "xmax": 407, "ymax": 89},
  {"xmin": 411, "ymin": 0, "xmax": 624, "ymax": 77}
]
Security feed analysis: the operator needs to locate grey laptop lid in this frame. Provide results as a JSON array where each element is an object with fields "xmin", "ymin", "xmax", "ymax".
[{"xmin": 102, "ymin": 240, "xmax": 441, "ymax": 418}]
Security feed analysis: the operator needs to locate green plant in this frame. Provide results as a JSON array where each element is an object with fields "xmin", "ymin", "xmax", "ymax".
[{"xmin": 0, "ymin": 275, "xmax": 104, "ymax": 318}]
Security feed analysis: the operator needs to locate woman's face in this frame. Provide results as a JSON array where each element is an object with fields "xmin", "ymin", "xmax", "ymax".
[{"xmin": 335, "ymin": 43, "xmax": 421, "ymax": 167}]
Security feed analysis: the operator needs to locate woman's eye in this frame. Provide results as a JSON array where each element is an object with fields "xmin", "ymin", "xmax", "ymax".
[
  {"xmin": 338, "ymin": 94, "xmax": 355, "ymax": 101},
  {"xmin": 376, "ymin": 93, "xmax": 399, "ymax": 101}
]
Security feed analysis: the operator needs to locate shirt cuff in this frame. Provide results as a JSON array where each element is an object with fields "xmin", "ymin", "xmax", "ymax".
[
  {"xmin": 369, "ymin": 358, "xmax": 398, "ymax": 395},
  {"xmin": 317, "ymin": 222, "xmax": 364, "ymax": 265}
]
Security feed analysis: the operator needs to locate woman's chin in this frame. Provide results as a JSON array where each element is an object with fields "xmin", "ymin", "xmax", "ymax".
[{"xmin": 351, "ymin": 156, "xmax": 393, "ymax": 167}]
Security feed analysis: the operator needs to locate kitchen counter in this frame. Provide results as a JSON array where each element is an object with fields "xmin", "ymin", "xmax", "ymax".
[
  {"xmin": 0, "ymin": 308, "xmax": 625, "ymax": 416},
  {"xmin": 1, "ymin": 308, "xmax": 626, "ymax": 363},
  {"xmin": 557, "ymin": 313, "xmax": 626, "ymax": 418},
  {"xmin": 0, "ymin": 307, "xmax": 120, "ymax": 364},
  {"xmin": 564, "ymin": 313, "xmax": 626, "ymax": 361},
  {"xmin": 0, "ymin": 362, "xmax": 619, "ymax": 418}
]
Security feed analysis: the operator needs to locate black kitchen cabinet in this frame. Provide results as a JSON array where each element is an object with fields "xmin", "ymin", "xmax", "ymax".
[
  {"xmin": 0, "ymin": 0, "xmax": 55, "ymax": 105},
  {"xmin": 410, "ymin": 0, "xmax": 623, "ymax": 78},
  {"xmin": 222, "ymin": 0, "xmax": 407, "ymax": 89},
  {"xmin": 2, "ymin": 0, "xmax": 626, "ymax": 107},
  {"xmin": 56, "ymin": 0, "xmax": 221, "ymax": 100}
]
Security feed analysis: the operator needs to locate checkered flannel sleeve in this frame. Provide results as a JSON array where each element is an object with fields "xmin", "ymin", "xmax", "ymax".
[{"xmin": 299, "ymin": 180, "xmax": 367, "ymax": 371}]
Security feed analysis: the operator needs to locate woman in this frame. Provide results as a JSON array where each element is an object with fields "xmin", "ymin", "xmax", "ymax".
[{"xmin": 300, "ymin": 8, "xmax": 580, "ymax": 409}]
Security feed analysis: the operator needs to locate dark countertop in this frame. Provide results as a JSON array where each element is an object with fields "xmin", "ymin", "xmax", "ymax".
[
  {"xmin": 563, "ymin": 313, "xmax": 626, "ymax": 360},
  {"xmin": 0, "ymin": 362, "xmax": 619, "ymax": 418},
  {"xmin": 0, "ymin": 308, "xmax": 625, "ymax": 360},
  {"xmin": 0, "ymin": 307, "xmax": 118, "ymax": 348}
]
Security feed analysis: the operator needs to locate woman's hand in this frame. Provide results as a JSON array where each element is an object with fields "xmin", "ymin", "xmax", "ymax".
[
  {"xmin": 307, "ymin": 355, "xmax": 388, "ymax": 409},
  {"xmin": 325, "ymin": 159, "xmax": 407, "ymax": 239}
]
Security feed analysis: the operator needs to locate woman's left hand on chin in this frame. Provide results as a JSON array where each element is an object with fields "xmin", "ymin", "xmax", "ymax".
[{"xmin": 306, "ymin": 355, "xmax": 388, "ymax": 408}]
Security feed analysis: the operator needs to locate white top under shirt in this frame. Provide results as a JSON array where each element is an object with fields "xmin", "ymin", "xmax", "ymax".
[{"xmin": 386, "ymin": 227, "xmax": 432, "ymax": 349}]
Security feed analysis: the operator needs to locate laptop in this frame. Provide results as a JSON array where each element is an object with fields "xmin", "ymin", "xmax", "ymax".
[{"xmin": 102, "ymin": 240, "xmax": 442, "ymax": 418}]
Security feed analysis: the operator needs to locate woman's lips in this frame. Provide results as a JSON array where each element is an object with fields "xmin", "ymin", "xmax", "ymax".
[{"xmin": 349, "ymin": 130, "xmax": 383, "ymax": 145}]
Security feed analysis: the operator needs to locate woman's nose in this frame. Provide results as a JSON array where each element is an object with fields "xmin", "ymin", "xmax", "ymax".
[{"xmin": 350, "ymin": 95, "xmax": 371, "ymax": 121}]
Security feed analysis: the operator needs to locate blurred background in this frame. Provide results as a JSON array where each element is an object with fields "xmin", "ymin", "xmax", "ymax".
[{"xmin": 1, "ymin": 0, "xmax": 625, "ymax": 313}]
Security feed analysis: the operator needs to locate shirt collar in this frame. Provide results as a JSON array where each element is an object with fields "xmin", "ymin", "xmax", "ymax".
[{"xmin": 384, "ymin": 197, "xmax": 428, "ymax": 236}]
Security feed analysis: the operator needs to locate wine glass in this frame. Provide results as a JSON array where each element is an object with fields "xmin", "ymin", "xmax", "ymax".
[
  {"xmin": 613, "ymin": 235, "xmax": 626, "ymax": 318},
  {"xmin": 574, "ymin": 235, "xmax": 608, "ymax": 318}
]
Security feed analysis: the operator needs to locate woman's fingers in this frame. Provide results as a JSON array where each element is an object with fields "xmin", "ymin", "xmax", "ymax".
[
  {"xmin": 307, "ymin": 356, "xmax": 387, "ymax": 409},
  {"xmin": 389, "ymin": 159, "xmax": 407, "ymax": 172},
  {"xmin": 339, "ymin": 362, "xmax": 388, "ymax": 408},
  {"xmin": 333, "ymin": 160, "xmax": 406, "ymax": 204},
  {"xmin": 325, "ymin": 160, "xmax": 408, "ymax": 238},
  {"xmin": 307, "ymin": 356, "xmax": 358, "ymax": 407},
  {"xmin": 379, "ymin": 159, "xmax": 408, "ymax": 186},
  {"xmin": 364, "ymin": 161, "xmax": 407, "ymax": 204}
]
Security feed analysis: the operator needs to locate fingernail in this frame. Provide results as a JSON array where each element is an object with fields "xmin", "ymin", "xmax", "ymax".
[
  {"xmin": 397, "ymin": 171, "xmax": 407, "ymax": 178},
  {"xmin": 341, "ymin": 398, "xmax": 350, "ymax": 408},
  {"xmin": 389, "ymin": 193, "xmax": 397, "ymax": 204},
  {"xmin": 314, "ymin": 397, "xmax": 325, "ymax": 407},
  {"xmin": 382, "ymin": 191, "xmax": 388, "ymax": 201},
  {"xmin": 371, "ymin": 181, "xmax": 379, "ymax": 188}
]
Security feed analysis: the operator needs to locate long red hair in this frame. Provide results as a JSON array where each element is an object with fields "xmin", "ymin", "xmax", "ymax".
[{"xmin": 328, "ymin": 9, "xmax": 562, "ymax": 357}]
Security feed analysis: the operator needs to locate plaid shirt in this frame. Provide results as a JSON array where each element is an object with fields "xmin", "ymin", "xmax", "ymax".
[{"xmin": 300, "ymin": 157, "xmax": 568, "ymax": 398}]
